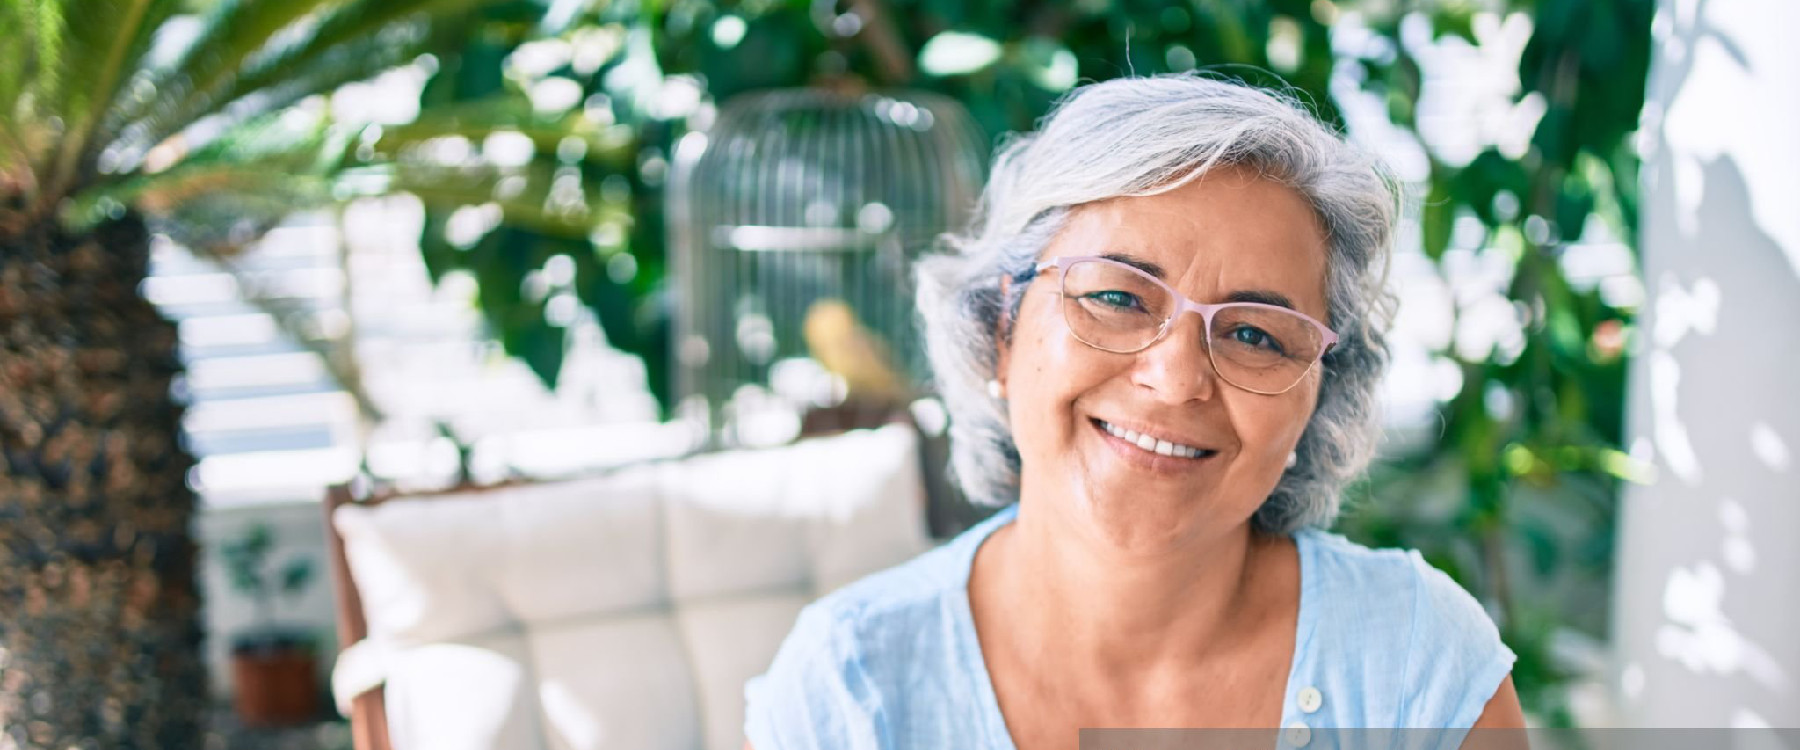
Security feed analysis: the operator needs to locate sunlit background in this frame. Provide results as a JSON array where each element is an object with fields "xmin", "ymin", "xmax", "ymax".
[{"xmin": 1, "ymin": 0, "xmax": 1794, "ymax": 747}]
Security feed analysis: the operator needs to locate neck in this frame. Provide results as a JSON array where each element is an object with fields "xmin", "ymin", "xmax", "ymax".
[{"xmin": 984, "ymin": 495, "xmax": 1276, "ymax": 676}]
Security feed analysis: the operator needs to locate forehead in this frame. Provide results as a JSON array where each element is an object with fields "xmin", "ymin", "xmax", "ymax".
[{"xmin": 1050, "ymin": 167, "xmax": 1331, "ymax": 318}]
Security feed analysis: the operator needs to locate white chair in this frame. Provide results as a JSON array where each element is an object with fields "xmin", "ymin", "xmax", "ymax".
[{"xmin": 324, "ymin": 424, "xmax": 933, "ymax": 750}]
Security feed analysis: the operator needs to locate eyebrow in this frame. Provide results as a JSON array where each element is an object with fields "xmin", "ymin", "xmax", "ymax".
[
  {"xmin": 1100, "ymin": 252, "xmax": 1298, "ymax": 311},
  {"xmin": 1224, "ymin": 290, "xmax": 1298, "ymax": 310},
  {"xmin": 1099, "ymin": 252, "xmax": 1168, "ymax": 279}
]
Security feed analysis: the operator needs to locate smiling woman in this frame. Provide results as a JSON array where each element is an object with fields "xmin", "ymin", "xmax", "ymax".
[{"xmin": 743, "ymin": 74, "xmax": 1526, "ymax": 750}]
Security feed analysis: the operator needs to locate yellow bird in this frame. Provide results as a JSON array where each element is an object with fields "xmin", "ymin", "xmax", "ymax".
[{"xmin": 802, "ymin": 298, "xmax": 910, "ymax": 406}]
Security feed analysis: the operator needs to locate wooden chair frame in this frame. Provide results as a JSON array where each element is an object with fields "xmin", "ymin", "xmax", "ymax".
[{"xmin": 323, "ymin": 483, "xmax": 392, "ymax": 750}]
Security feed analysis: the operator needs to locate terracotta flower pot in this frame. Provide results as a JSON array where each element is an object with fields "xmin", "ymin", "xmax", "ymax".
[{"xmin": 230, "ymin": 631, "xmax": 320, "ymax": 727}]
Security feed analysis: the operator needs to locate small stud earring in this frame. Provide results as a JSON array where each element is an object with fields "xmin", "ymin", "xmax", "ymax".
[
  {"xmin": 986, "ymin": 379, "xmax": 1005, "ymax": 399},
  {"xmin": 1285, "ymin": 451, "xmax": 1298, "ymax": 468}
]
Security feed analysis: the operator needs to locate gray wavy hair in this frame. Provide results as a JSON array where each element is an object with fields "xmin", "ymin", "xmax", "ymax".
[{"xmin": 913, "ymin": 73, "xmax": 1399, "ymax": 535}]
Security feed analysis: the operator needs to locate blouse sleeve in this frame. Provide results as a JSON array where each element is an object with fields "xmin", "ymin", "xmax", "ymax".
[
  {"xmin": 744, "ymin": 602, "xmax": 883, "ymax": 750},
  {"xmin": 1398, "ymin": 550, "xmax": 1518, "ymax": 731}
]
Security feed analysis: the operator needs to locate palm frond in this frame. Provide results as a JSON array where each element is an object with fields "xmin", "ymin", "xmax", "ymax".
[
  {"xmin": 0, "ymin": 0, "xmax": 66, "ymax": 188},
  {"xmin": 125, "ymin": 0, "xmax": 490, "ymax": 160},
  {"xmin": 40, "ymin": 0, "xmax": 184, "ymax": 200},
  {"xmin": 16, "ymin": 0, "xmax": 66, "ymax": 106},
  {"xmin": 368, "ymin": 99, "xmax": 636, "ymax": 169},
  {"xmin": 110, "ymin": 41, "xmax": 414, "ymax": 183},
  {"xmin": 124, "ymin": 0, "xmax": 351, "ymax": 136},
  {"xmin": 389, "ymin": 164, "xmax": 628, "ymax": 237},
  {"xmin": 0, "ymin": 2, "xmax": 39, "ymax": 131},
  {"xmin": 224, "ymin": 0, "xmax": 494, "ymax": 113},
  {"xmin": 65, "ymin": 111, "xmax": 346, "ymax": 227}
]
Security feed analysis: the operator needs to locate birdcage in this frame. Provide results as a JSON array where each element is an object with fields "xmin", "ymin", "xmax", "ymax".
[{"xmin": 668, "ymin": 88, "xmax": 987, "ymax": 446}]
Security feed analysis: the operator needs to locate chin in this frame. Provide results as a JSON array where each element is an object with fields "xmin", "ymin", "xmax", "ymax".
[
  {"xmin": 1064, "ymin": 471, "xmax": 1217, "ymax": 554},
  {"xmin": 1070, "ymin": 447, "xmax": 1272, "ymax": 554}
]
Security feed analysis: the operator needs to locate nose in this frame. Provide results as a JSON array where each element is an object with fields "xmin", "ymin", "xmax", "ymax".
[{"xmin": 1127, "ymin": 310, "xmax": 1221, "ymax": 402}]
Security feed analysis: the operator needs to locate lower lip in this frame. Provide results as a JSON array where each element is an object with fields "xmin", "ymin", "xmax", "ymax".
[{"xmin": 1089, "ymin": 419, "xmax": 1218, "ymax": 473}]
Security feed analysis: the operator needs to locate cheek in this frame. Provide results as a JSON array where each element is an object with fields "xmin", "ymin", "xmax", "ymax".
[
  {"xmin": 1225, "ymin": 388, "xmax": 1319, "ymax": 463},
  {"xmin": 1003, "ymin": 305, "xmax": 1108, "ymax": 442}
]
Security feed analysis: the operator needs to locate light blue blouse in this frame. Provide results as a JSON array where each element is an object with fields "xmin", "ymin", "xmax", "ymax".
[{"xmin": 744, "ymin": 503, "xmax": 1516, "ymax": 750}]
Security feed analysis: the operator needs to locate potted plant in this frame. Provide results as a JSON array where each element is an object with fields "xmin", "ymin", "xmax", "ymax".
[{"xmin": 220, "ymin": 522, "xmax": 320, "ymax": 728}]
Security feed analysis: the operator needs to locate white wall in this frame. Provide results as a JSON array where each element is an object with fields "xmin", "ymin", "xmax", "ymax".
[{"xmin": 1614, "ymin": 0, "xmax": 1800, "ymax": 728}]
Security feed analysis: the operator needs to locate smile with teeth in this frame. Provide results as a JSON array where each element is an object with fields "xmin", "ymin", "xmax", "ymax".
[{"xmin": 1096, "ymin": 420, "xmax": 1215, "ymax": 459}]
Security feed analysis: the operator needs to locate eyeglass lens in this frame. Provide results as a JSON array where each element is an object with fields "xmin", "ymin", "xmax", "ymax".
[{"xmin": 1057, "ymin": 259, "xmax": 1326, "ymax": 393}]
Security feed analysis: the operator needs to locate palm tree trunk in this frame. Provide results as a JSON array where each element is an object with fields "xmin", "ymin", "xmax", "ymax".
[{"xmin": 0, "ymin": 208, "xmax": 209, "ymax": 748}]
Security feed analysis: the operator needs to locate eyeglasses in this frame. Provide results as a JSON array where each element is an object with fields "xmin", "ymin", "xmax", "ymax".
[{"xmin": 1016, "ymin": 255, "xmax": 1339, "ymax": 395}]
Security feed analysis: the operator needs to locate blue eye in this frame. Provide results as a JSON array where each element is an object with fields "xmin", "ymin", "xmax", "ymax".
[
  {"xmin": 1083, "ymin": 290, "xmax": 1143, "ymax": 310},
  {"xmin": 1231, "ymin": 325, "xmax": 1284, "ymax": 353}
]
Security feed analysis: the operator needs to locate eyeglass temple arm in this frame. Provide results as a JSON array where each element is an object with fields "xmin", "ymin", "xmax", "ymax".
[
  {"xmin": 1008, "ymin": 264, "xmax": 1047, "ymax": 285},
  {"xmin": 1008, "ymin": 262, "xmax": 1057, "ymax": 284}
]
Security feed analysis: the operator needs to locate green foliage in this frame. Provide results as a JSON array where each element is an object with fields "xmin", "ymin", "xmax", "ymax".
[
  {"xmin": 0, "ymin": 0, "xmax": 502, "ymax": 248},
  {"xmin": 407, "ymin": 4, "xmax": 1650, "ymax": 717},
  {"xmin": 410, "ymin": 0, "xmax": 1351, "ymax": 409},
  {"xmin": 405, "ymin": 0, "xmax": 1647, "ymax": 725},
  {"xmin": 220, "ymin": 522, "xmax": 317, "ymax": 639},
  {"xmin": 1334, "ymin": 0, "xmax": 1651, "ymax": 726},
  {"xmin": 0, "ymin": 0, "xmax": 1652, "ymax": 727}
]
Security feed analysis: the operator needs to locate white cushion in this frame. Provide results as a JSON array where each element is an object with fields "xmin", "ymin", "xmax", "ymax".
[
  {"xmin": 383, "ymin": 631, "xmax": 547, "ymax": 750},
  {"xmin": 334, "ymin": 495, "xmax": 513, "ymax": 643},
  {"xmin": 332, "ymin": 424, "xmax": 931, "ymax": 750},
  {"xmin": 792, "ymin": 427, "xmax": 934, "ymax": 594},
  {"xmin": 674, "ymin": 593, "xmax": 810, "ymax": 750},
  {"xmin": 661, "ymin": 448, "xmax": 812, "ymax": 602},
  {"xmin": 492, "ymin": 464, "xmax": 666, "ymax": 624},
  {"xmin": 526, "ymin": 614, "xmax": 700, "ymax": 750}
]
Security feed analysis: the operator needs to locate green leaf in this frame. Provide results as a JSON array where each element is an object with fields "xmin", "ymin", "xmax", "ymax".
[
  {"xmin": 190, "ymin": 0, "xmax": 499, "ymax": 135},
  {"xmin": 419, "ymin": 213, "xmax": 459, "ymax": 284},
  {"xmin": 126, "ymin": 15, "xmax": 436, "ymax": 159},
  {"xmin": 228, "ymin": 568, "xmax": 264, "ymax": 596},
  {"xmin": 1555, "ymin": 174, "xmax": 1595, "ymax": 244},
  {"xmin": 43, "ymin": 0, "xmax": 179, "ymax": 176},
  {"xmin": 0, "ymin": 0, "xmax": 63, "ymax": 170},
  {"xmin": 1455, "ymin": 149, "xmax": 1530, "ymax": 228},
  {"xmin": 279, "ymin": 559, "xmax": 315, "ymax": 595},
  {"xmin": 127, "ymin": 0, "xmax": 354, "ymax": 143},
  {"xmin": 1429, "ymin": 2, "xmax": 1478, "ymax": 44},
  {"xmin": 1190, "ymin": 0, "xmax": 1257, "ymax": 64},
  {"xmin": 65, "ymin": 111, "xmax": 342, "ymax": 227},
  {"xmin": 1421, "ymin": 171, "xmax": 1455, "ymax": 260},
  {"xmin": 239, "ymin": 523, "xmax": 273, "ymax": 560},
  {"xmin": 1517, "ymin": 517, "xmax": 1563, "ymax": 580},
  {"xmin": 392, "ymin": 168, "xmax": 621, "ymax": 238},
  {"xmin": 368, "ymin": 99, "xmax": 636, "ymax": 170}
]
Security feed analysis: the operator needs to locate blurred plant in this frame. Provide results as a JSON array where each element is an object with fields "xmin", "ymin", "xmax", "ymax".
[
  {"xmin": 417, "ymin": 0, "xmax": 1647, "ymax": 725},
  {"xmin": 219, "ymin": 523, "xmax": 316, "ymax": 651},
  {"xmin": 0, "ymin": 0, "xmax": 559, "ymax": 745},
  {"xmin": 1333, "ymin": 0, "xmax": 1652, "ymax": 727},
  {"xmin": 0, "ymin": 0, "xmax": 1652, "ymax": 739},
  {"xmin": 410, "ymin": 2, "xmax": 1648, "ymax": 718},
  {"xmin": 406, "ymin": 0, "xmax": 1345, "ymax": 410}
]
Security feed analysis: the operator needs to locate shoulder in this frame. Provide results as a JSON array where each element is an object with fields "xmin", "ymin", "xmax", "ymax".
[
  {"xmin": 1298, "ymin": 529, "xmax": 1517, "ymax": 729},
  {"xmin": 743, "ymin": 537, "xmax": 974, "ymax": 749},
  {"xmin": 1299, "ymin": 528, "xmax": 1506, "ymax": 642}
]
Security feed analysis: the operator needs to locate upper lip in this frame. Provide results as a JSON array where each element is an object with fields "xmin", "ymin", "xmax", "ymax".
[{"xmin": 1092, "ymin": 417, "xmax": 1218, "ymax": 452}]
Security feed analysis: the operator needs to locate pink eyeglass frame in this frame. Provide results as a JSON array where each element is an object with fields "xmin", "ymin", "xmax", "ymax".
[{"xmin": 1020, "ymin": 255, "xmax": 1340, "ymax": 394}]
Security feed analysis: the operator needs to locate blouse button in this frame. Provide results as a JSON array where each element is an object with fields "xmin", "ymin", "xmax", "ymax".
[
  {"xmin": 1297, "ymin": 686, "xmax": 1322, "ymax": 713},
  {"xmin": 1284, "ymin": 720, "xmax": 1312, "ymax": 748}
]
